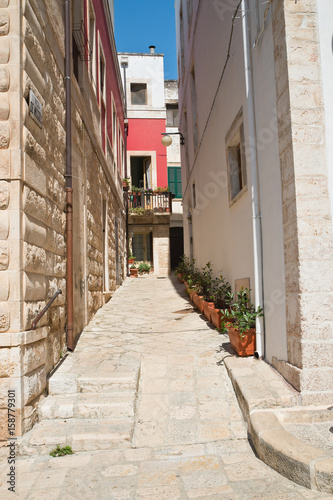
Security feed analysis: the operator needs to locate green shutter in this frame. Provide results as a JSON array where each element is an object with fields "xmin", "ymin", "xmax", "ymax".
[{"xmin": 168, "ymin": 167, "xmax": 182, "ymax": 199}]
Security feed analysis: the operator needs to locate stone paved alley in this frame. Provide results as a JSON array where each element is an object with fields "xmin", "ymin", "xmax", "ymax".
[{"xmin": 1, "ymin": 276, "xmax": 332, "ymax": 499}]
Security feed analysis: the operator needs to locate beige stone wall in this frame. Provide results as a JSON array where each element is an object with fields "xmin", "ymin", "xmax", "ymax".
[
  {"xmin": 0, "ymin": 0, "xmax": 126, "ymax": 443},
  {"xmin": 272, "ymin": 0, "xmax": 333, "ymax": 404}
]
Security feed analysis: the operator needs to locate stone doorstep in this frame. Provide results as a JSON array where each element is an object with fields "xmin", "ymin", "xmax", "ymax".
[
  {"xmin": 223, "ymin": 356, "xmax": 301, "ymax": 422},
  {"xmin": 38, "ymin": 392, "xmax": 136, "ymax": 420},
  {"xmin": 249, "ymin": 409, "xmax": 333, "ymax": 494},
  {"xmin": 17, "ymin": 418, "xmax": 133, "ymax": 457},
  {"xmin": 223, "ymin": 355, "xmax": 333, "ymax": 494}
]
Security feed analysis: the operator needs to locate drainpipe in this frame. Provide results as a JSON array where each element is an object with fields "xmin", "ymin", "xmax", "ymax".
[
  {"xmin": 241, "ymin": 0, "xmax": 265, "ymax": 358},
  {"xmin": 121, "ymin": 57, "xmax": 130, "ymax": 277},
  {"xmin": 65, "ymin": 0, "xmax": 74, "ymax": 350}
]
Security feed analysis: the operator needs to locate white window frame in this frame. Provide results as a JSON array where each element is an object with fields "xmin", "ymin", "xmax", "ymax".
[
  {"xmin": 225, "ymin": 110, "xmax": 247, "ymax": 207},
  {"xmin": 98, "ymin": 34, "xmax": 106, "ymax": 106},
  {"xmin": 88, "ymin": 1, "xmax": 97, "ymax": 90}
]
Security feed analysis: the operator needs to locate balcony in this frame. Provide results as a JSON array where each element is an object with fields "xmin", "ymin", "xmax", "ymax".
[{"xmin": 127, "ymin": 191, "xmax": 173, "ymax": 214}]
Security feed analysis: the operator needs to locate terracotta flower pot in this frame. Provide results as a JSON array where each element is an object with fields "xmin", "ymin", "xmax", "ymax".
[
  {"xmin": 130, "ymin": 268, "xmax": 138, "ymax": 277},
  {"xmin": 128, "ymin": 258, "xmax": 135, "ymax": 264},
  {"xmin": 193, "ymin": 293, "xmax": 204, "ymax": 313},
  {"xmin": 203, "ymin": 300, "xmax": 215, "ymax": 321},
  {"xmin": 228, "ymin": 327, "xmax": 256, "ymax": 356},
  {"xmin": 177, "ymin": 273, "xmax": 184, "ymax": 283},
  {"xmin": 208, "ymin": 307, "xmax": 233, "ymax": 330}
]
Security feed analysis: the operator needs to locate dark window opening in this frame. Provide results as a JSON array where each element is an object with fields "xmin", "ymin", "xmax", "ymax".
[
  {"xmin": 166, "ymin": 104, "xmax": 179, "ymax": 127},
  {"xmin": 131, "ymin": 83, "xmax": 147, "ymax": 105}
]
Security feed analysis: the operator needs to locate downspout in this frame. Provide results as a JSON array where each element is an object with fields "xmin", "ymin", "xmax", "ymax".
[
  {"xmin": 241, "ymin": 0, "xmax": 265, "ymax": 358},
  {"xmin": 121, "ymin": 58, "xmax": 130, "ymax": 277},
  {"xmin": 65, "ymin": 0, "xmax": 74, "ymax": 350}
]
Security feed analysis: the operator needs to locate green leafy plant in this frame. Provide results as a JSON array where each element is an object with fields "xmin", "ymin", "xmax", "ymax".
[
  {"xmin": 156, "ymin": 186, "xmax": 169, "ymax": 193},
  {"xmin": 131, "ymin": 186, "xmax": 141, "ymax": 192},
  {"xmin": 130, "ymin": 263, "xmax": 137, "ymax": 269},
  {"xmin": 221, "ymin": 289, "xmax": 263, "ymax": 338},
  {"xmin": 196, "ymin": 262, "xmax": 213, "ymax": 300},
  {"xmin": 50, "ymin": 445, "xmax": 74, "ymax": 457},
  {"xmin": 208, "ymin": 276, "xmax": 232, "ymax": 308},
  {"xmin": 138, "ymin": 262, "xmax": 151, "ymax": 274},
  {"xmin": 129, "ymin": 207, "xmax": 146, "ymax": 215}
]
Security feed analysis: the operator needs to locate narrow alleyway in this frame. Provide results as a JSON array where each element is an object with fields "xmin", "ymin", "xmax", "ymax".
[{"xmin": 1, "ymin": 276, "xmax": 331, "ymax": 499}]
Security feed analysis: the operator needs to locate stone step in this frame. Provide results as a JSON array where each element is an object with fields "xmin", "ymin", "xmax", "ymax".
[
  {"xmin": 49, "ymin": 372, "xmax": 138, "ymax": 395},
  {"xmin": 18, "ymin": 418, "xmax": 133, "ymax": 456},
  {"xmin": 39, "ymin": 392, "xmax": 136, "ymax": 420}
]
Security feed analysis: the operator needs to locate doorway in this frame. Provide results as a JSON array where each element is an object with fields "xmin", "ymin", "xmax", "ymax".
[
  {"xmin": 130, "ymin": 156, "xmax": 152, "ymax": 189},
  {"xmin": 170, "ymin": 227, "xmax": 184, "ymax": 270}
]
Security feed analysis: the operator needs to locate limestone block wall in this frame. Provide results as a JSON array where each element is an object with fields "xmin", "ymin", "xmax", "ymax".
[
  {"xmin": 0, "ymin": 0, "xmax": 126, "ymax": 444},
  {"xmin": 153, "ymin": 224, "xmax": 170, "ymax": 276},
  {"xmin": 272, "ymin": 0, "xmax": 333, "ymax": 404}
]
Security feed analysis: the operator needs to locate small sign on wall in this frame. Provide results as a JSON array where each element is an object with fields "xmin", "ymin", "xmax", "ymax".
[{"xmin": 29, "ymin": 90, "xmax": 42, "ymax": 128}]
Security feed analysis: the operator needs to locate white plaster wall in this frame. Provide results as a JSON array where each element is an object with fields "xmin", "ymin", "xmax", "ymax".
[
  {"xmin": 118, "ymin": 53, "xmax": 166, "ymax": 119},
  {"xmin": 250, "ymin": 18, "xmax": 287, "ymax": 362},
  {"xmin": 317, "ymin": 0, "xmax": 333, "ymax": 234},
  {"xmin": 176, "ymin": 0, "xmax": 287, "ymax": 361}
]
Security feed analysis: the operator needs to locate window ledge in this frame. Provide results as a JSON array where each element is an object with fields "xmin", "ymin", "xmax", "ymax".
[{"xmin": 229, "ymin": 185, "xmax": 248, "ymax": 208}]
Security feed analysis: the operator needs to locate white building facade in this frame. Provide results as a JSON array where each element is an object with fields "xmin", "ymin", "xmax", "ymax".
[{"xmin": 175, "ymin": 0, "xmax": 333, "ymax": 404}]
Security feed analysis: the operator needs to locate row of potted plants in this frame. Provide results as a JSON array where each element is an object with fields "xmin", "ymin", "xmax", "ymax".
[
  {"xmin": 176, "ymin": 256, "xmax": 263, "ymax": 356},
  {"xmin": 123, "ymin": 179, "xmax": 170, "ymax": 194},
  {"xmin": 130, "ymin": 261, "xmax": 151, "ymax": 277}
]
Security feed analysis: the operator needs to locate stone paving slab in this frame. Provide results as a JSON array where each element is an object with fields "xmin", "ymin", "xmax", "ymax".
[{"xmin": 0, "ymin": 276, "xmax": 332, "ymax": 499}]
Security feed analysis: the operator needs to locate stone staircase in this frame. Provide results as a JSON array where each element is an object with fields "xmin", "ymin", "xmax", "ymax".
[{"xmin": 18, "ymin": 359, "xmax": 140, "ymax": 456}]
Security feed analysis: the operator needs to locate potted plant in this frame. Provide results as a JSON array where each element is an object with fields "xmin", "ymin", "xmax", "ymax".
[
  {"xmin": 123, "ymin": 178, "xmax": 130, "ymax": 190},
  {"xmin": 208, "ymin": 276, "xmax": 232, "ymax": 329},
  {"xmin": 196, "ymin": 262, "xmax": 214, "ymax": 320},
  {"xmin": 128, "ymin": 252, "xmax": 135, "ymax": 265},
  {"xmin": 138, "ymin": 262, "xmax": 151, "ymax": 274},
  {"xmin": 175, "ymin": 255, "xmax": 190, "ymax": 283},
  {"xmin": 221, "ymin": 289, "xmax": 263, "ymax": 356},
  {"xmin": 130, "ymin": 264, "xmax": 138, "ymax": 277}
]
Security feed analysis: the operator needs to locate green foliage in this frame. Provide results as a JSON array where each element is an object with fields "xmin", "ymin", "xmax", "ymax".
[
  {"xmin": 122, "ymin": 178, "xmax": 130, "ymax": 187},
  {"xmin": 138, "ymin": 262, "xmax": 151, "ymax": 274},
  {"xmin": 221, "ymin": 289, "xmax": 263, "ymax": 338},
  {"xmin": 208, "ymin": 276, "xmax": 232, "ymax": 308},
  {"xmin": 196, "ymin": 262, "xmax": 213, "ymax": 300},
  {"xmin": 129, "ymin": 207, "xmax": 153, "ymax": 215},
  {"xmin": 156, "ymin": 186, "xmax": 169, "ymax": 193},
  {"xmin": 130, "ymin": 263, "xmax": 137, "ymax": 269},
  {"xmin": 50, "ymin": 445, "xmax": 74, "ymax": 457},
  {"xmin": 176, "ymin": 255, "xmax": 232, "ymax": 309}
]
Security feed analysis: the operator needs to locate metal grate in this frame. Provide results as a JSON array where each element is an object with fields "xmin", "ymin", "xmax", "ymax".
[{"xmin": 73, "ymin": 21, "xmax": 91, "ymax": 62}]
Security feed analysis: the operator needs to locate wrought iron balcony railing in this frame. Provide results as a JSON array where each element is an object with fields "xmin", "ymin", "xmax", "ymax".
[{"xmin": 128, "ymin": 191, "xmax": 173, "ymax": 214}]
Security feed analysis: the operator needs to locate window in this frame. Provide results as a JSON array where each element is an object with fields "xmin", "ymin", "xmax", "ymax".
[
  {"xmin": 168, "ymin": 167, "xmax": 182, "ymax": 199},
  {"xmin": 226, "ymin": 113, "xmax": 247, "ymax": 203},
  {"xmin": 166, "ymin": 104, "xmax": 179, "ymax": 127},
  {"xmin": 72, "ymin": 1, "xmax": 83, "ymax": 83},
  {"xmin": 190, "ymin": 66, "xmax": 198, "ymax": 151},
  {"xmin": 131, "ymin": 83, "xmax": 147, "ymax": 105},
  {"xmin": 89, "ymin": 3, "xmax": 96, "ymax": 86},
  {"xmin": 113, "ymin": 103, "xmax": 117, "ymax": 167},
  {"xmin": 132, "ymin": 233, "xmax": 152, "ymax": 263},
  {"xmin": 179, "ymin": 2, "xmax": 185, "ymax": 75},
  {"xmin": 99, "ymin": 44, "xmax": 106, "ymax": 103}
]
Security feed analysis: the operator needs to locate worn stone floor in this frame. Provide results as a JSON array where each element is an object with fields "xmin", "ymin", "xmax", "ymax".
[{"xmin": 0, "ymin": 275, "xmax": 332, "ymax": 499}]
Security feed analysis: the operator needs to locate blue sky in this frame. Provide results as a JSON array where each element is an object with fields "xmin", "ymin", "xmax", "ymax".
[{"xmin": 114, "ymin": 0, "xmax": 178, "ymax": 80}]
